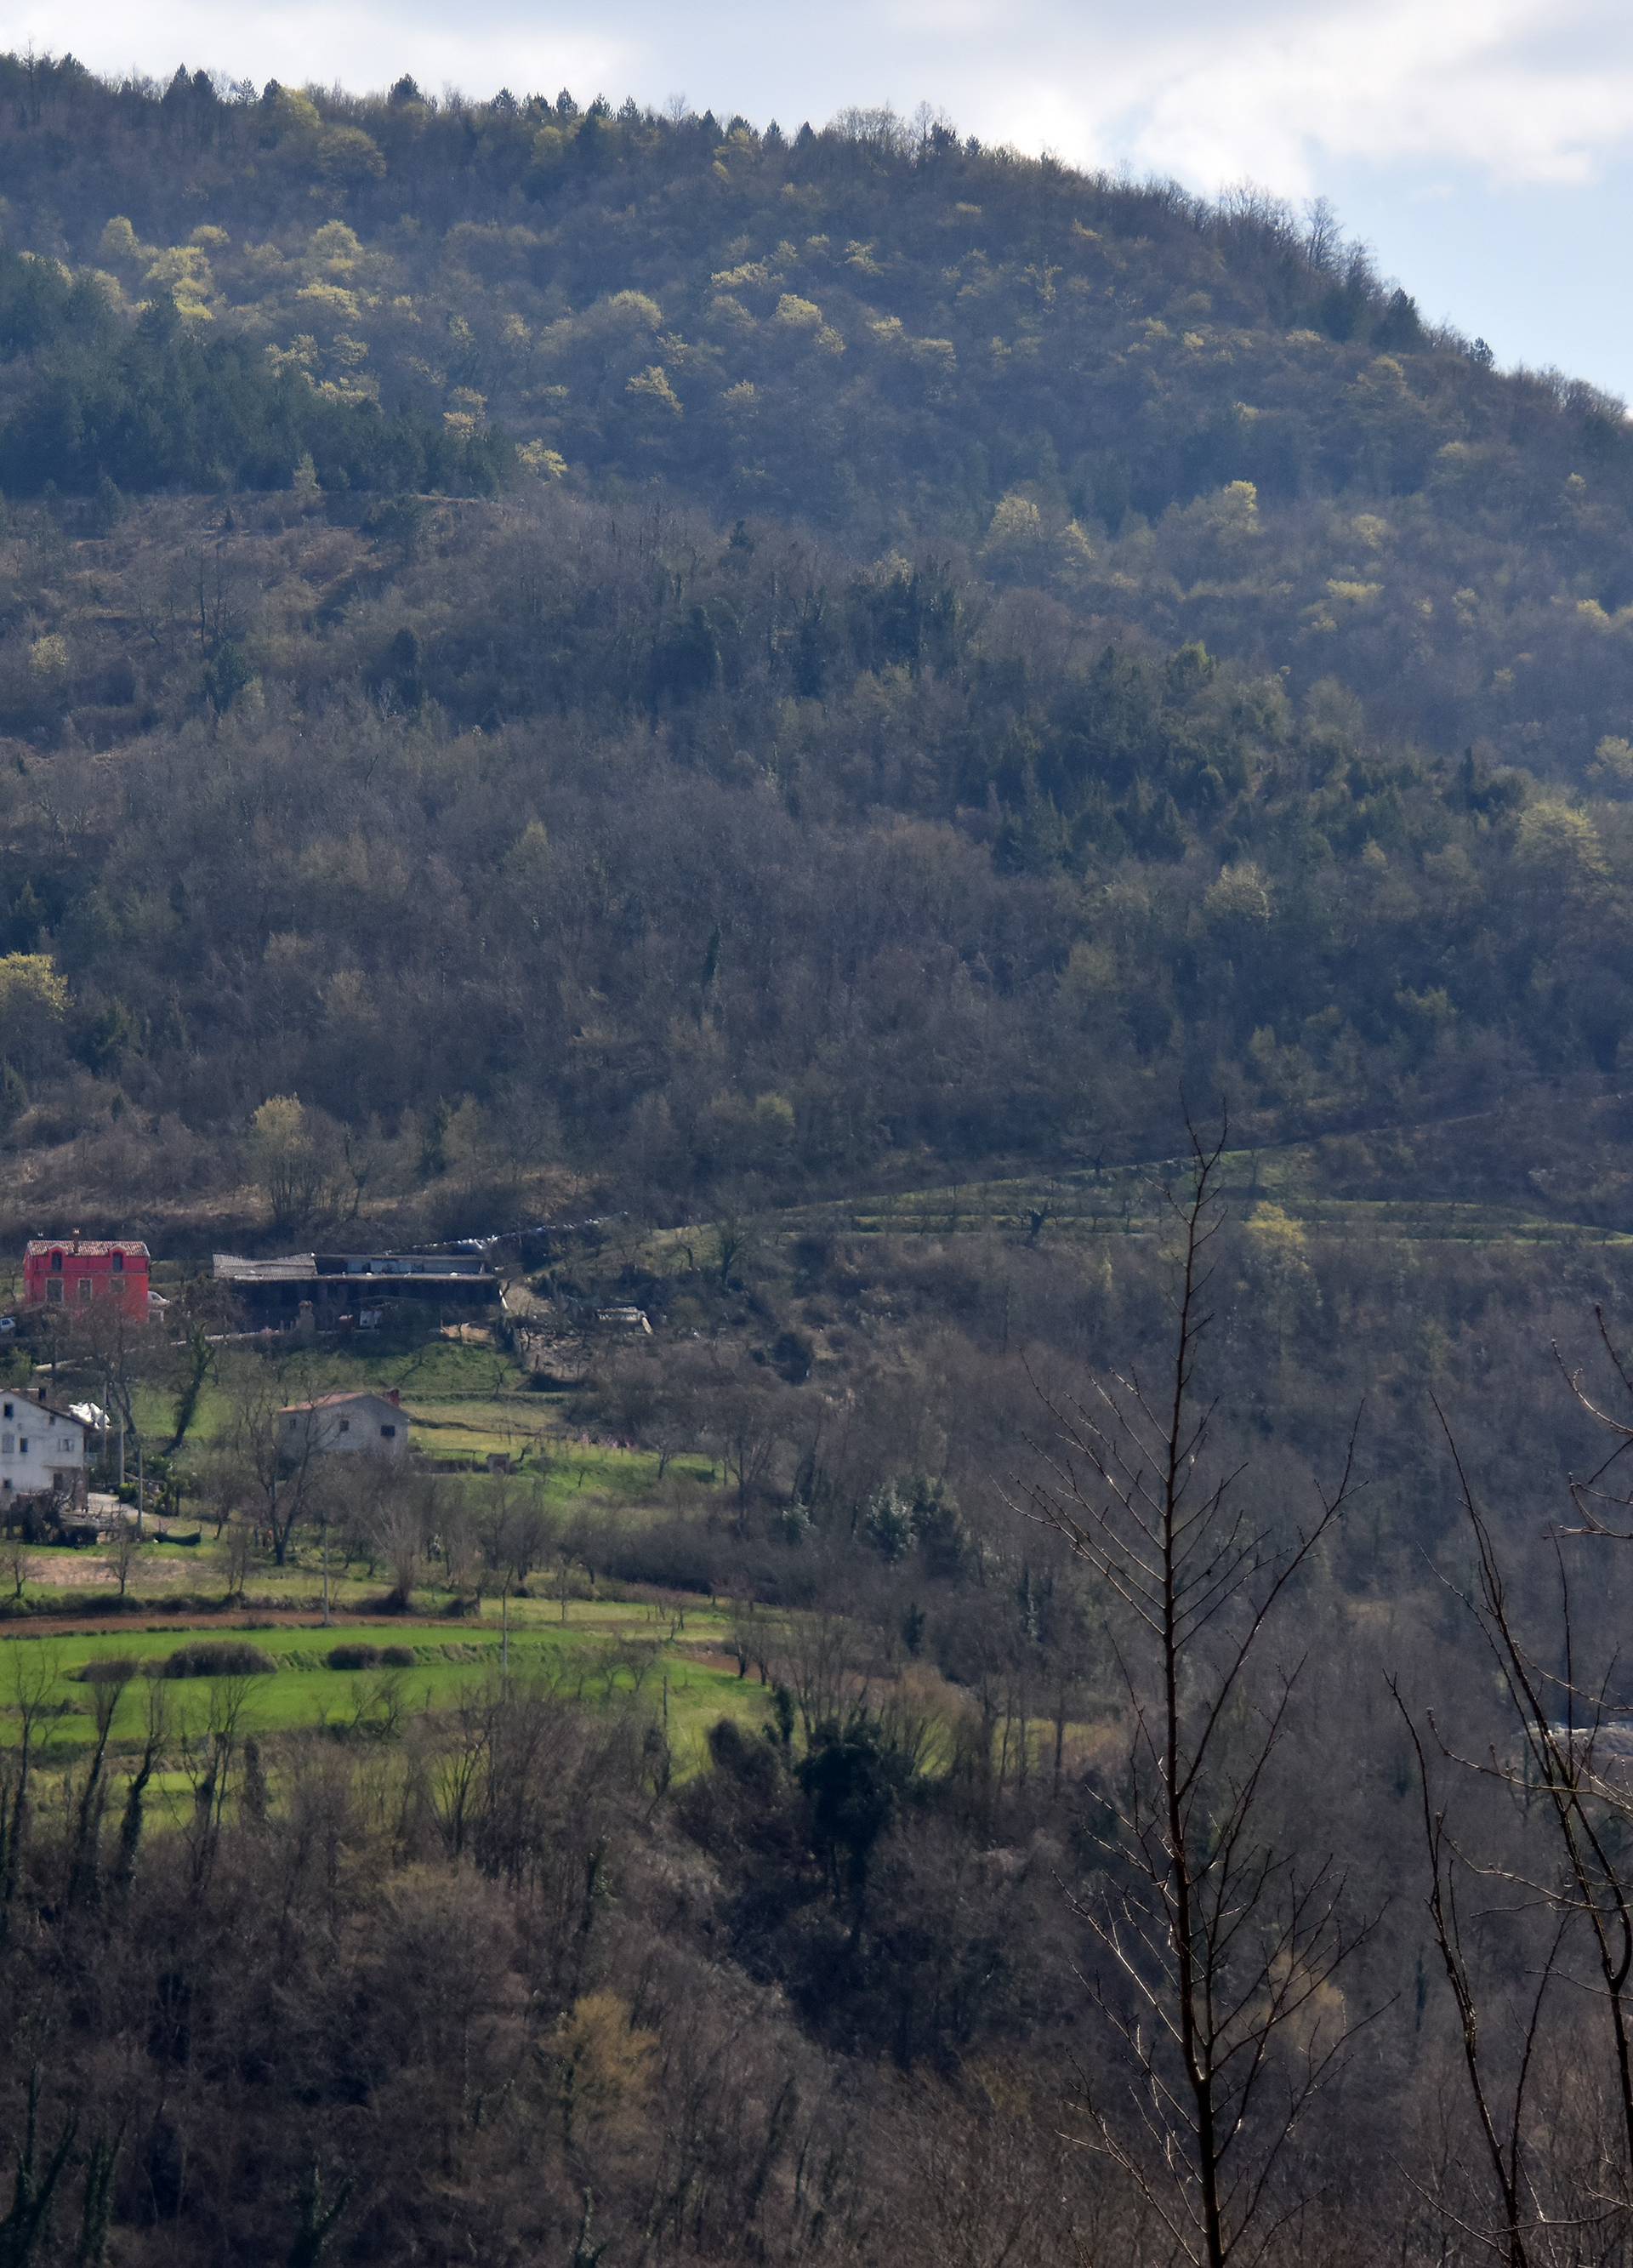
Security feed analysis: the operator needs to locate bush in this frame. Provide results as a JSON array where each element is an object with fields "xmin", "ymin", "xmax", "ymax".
[
  {"xmin": 379, "ymin": 1644, "xmax": 416, "ymax": 1667},
  {"xmin": 159, "ymin": 1641, "xmax": 276, "ymax": 1679},
  {"xmin": 80, "ymin": 1655, "xmax": 139, "ymax": 1684},
  {"xmin": 327, "ymin": 1641, "xmax": 379, "ymax": 1671},
  {"xmin": 594, "ymin": 1513, "xmax": 722, "ymax": 1596}
]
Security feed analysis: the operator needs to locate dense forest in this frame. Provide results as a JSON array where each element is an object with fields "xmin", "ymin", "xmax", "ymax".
[
  {"xmin": 0, "ymin": 50, "xmax": 1631, "ymax": 2268},
  {"xmin": 0, "ymin": 59, "xmax": 1625, "ymax": 1228}
]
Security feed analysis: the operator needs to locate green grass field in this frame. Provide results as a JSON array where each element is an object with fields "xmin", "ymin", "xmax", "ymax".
[{"xmin": 0, "ymin": 1611, "xmax": 760, "ymax": 1768}]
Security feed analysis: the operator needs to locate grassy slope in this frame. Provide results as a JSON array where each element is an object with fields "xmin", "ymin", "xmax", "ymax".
[
  {"xmin": 123, "ymin": 1339, "xmax": 713, "ymax": 1497},
  {"xmin": 0, "ymin": 1610, "xmax": 760, "ymax": 1765},
  {"xmin": 720, "ymin": 1119, "xmax": 1633, "ymax": 1254}
]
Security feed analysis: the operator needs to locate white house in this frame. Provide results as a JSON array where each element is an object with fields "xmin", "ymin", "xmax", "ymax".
[
  {"xmin": 278, "ymin": 1388, "xmax": 410, "ymax": 1462},
  {"xmin": 0, "ymin": 1391, "xmax": 90, "ymax": 1505}
]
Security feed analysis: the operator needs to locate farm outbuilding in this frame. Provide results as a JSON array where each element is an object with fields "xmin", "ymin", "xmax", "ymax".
[
  {"xmin": 215, "ymin": 1251, "xmax": 497, "ymax": 1328},
  {"xmin": 277, "ymin": 1389, "xmax": 410, "ymax": 1460}
]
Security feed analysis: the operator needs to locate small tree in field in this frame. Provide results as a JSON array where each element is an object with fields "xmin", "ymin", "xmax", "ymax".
[
  {"xmin": 221, "ymin": 1355, "xmax": 322, "ymax": 1566},
  {"xmin": 106, "ymin": 1518, "xmax": 142, "ymax": 1601},
  {"xmin": 0, "ymin": 1534, "xmax": 28, "ymax": 1606},
  {"xmin": 220, "ymin": 1517, "xmax": 254, "ymax": 1604},
  {"xmin": 368, "ymin": 1474, "xmax": 432, "ymax": 1610}
]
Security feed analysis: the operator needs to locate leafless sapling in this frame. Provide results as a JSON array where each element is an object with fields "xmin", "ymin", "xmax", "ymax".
[{"xmin": 1017, "ymin": 1125, "xmax": 1370, "ymax": 2268}]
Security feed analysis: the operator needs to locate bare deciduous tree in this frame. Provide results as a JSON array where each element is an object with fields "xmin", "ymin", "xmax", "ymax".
[
  {"xmin": 369, "ymin": 1472, "xmax": 433, "ymax": 1610},
  {"xmin": 1017, "ymin": 1126, "xmax": 1368, "ymax": 2267},
  {"xmin": 220, "ymin": 1353, "xmax": 323, "ymax": 1566},
  {"xmin": 67, "ymin": 1655, "xmax": 137, "ymax": 1908},
  {"xmin": 105, "ymin": 1517, "xmax": 142, "ymax": 1601},
  {"xmin": 1391, "ymin": 1343, "xmax": 1633, "ymax": 2262},
  {"xmin": 0, "ymin": 1532, "xmax": 30, "ymax": 1607},
  {"xmin": 0, "ymin": 1644, "xmax": 59, "ymax": 1935}
]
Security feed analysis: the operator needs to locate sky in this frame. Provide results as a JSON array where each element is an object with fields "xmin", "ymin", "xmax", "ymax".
[{"xmin": 15, "ymin": 0, "xmax": 1633, "ymax": 401}]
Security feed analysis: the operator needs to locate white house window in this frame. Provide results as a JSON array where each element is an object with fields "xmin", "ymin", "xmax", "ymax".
[
  {"xmin": 338, "ymin": 1418, "xmax": 350, "ymax": 1433},
  {"xmin": 381, "ymin": 1424, "xmax": 396, "ymax": 1439},
  {"xmin": 19, "ymin": 1439, "xmax": 29, "ymax": 1455},
  {"xmin": 2, "ymin": 1435, "xmax": 14, "ymax": 1456}
]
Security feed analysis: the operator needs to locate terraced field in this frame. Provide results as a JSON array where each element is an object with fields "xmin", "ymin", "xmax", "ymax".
[{"xmin": 765, "ymin": 1133, "xmax": 1633, "ymax": 1252}]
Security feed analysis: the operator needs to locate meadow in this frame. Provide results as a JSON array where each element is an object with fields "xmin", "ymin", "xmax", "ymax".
[{"xmin": 0, "ymin": 1600, "xmax": 763, "ymax": 1767}]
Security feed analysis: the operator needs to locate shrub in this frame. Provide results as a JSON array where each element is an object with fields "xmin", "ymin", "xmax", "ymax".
[
  {"xmin": 594, "ymin": 1513, "xmax": 722, "ymax": 1596},
  {"xmin": 327, "ymin": 1641, "xmax": 379, "ymax": 1671},
  {"xmin": 379, "ymin": 1644, "xmax": 416, "ymax": 1668},
  {"xmin": 81, "ymin": 1655, "xmax": 139, "ymax": 1685},
  {"xmin": 159, "ymin": 1640, "xmax": 276, "ymax": 1679}
]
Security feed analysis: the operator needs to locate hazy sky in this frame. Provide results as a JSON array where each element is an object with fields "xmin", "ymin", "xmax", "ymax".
[{"xmin": 19, "ymin": 0, "xmax": 1633, "ymax": 401}]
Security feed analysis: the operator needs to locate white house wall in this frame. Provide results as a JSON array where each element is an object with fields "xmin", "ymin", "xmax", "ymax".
[{"xmin": 0, "ymin": 1395, "xmax": 88, "ymax": 1499}]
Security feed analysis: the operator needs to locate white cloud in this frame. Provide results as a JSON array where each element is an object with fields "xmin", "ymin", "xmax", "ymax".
[
  {"xmin": 905, "ymin": 0, "xmax": 1633, "ymax": 194},
  {"xmin": 1117, "ymin": 0, "xmax": 1633, "ymax": 193}
]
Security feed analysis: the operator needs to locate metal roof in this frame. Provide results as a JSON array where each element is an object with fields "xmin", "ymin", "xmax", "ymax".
[
  {"xmin": 216, "ymin": 1252, "xmax": 491, "ymax": 1283},
  {"xmin": 213, "ymin": 1254, "xmax": 317, "ymax": 1282}
]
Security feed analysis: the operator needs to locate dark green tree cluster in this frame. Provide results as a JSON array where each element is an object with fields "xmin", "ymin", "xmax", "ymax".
[{"xmin": 0, "ymin": 249, "xmax": 506, "ymax": 499}]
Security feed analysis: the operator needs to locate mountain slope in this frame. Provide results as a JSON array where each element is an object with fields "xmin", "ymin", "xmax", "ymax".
[
  {"xmin": 0, "ymin": 58, "xmax": 1627, "ymax": 1234},
  {"xmin": 3, "ymin": 60, "xmax": 1631, "ymax": 782}
]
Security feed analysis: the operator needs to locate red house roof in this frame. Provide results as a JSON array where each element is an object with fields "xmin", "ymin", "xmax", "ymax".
[
  {"xmin": 279, "ymin": 1389, "xmax": 402, "ymax": 1416},
  {"xmin": 25, "ymin": 1239, "xmax": 149, "ymax": 1260}
]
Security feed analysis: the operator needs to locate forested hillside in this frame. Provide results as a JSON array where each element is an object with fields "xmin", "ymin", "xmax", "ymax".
[
  {"xmin": 4, "ymin": 53, "xmax": 1633, "ymax": 2268},
  {"xmin": 0, "ymin": 60, "xmax": 1624, "ymax": 1227}
]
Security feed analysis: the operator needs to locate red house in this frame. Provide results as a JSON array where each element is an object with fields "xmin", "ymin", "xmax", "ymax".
[{"xmin": 23, "ymin": 1237, "xmax": 150, "ymax": 1320}]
